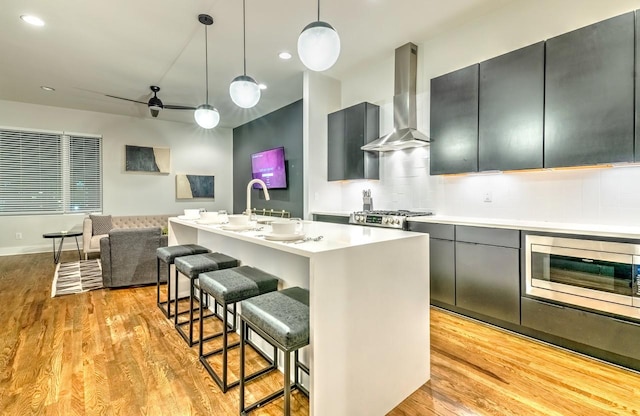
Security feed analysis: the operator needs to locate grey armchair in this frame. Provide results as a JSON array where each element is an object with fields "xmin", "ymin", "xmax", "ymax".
[{"xmin": 100, "ymin": 227, "xmax": 168, "ymax": 288}]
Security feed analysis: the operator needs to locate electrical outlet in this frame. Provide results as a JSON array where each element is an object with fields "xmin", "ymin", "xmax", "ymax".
[
  {"xmin": 483, "ymin": 192, "xmax": 492, "ymax": 203},
  {"xmin": 15, "ymin": 232, "xmax": 22, "ymax": 240}
]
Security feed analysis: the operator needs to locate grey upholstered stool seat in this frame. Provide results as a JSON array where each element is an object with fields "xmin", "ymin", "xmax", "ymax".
[
  {"xmin": 197, "ymin": 266, "xmax": 279, "ymax": 392},
  {"xmin": 156, "ymin": 244, "xmax": 210, "ymax": 318},
  {"xmin": 173, "ymin": 252, "xmax": 239, "ymax": 346},
  {"xmin": 239, "ymin": 287, "xmax": 310, "ymax": 416}
]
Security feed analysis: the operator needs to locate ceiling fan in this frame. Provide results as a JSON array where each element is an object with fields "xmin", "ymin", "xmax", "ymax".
[{"xmin": 105, "ymin": 85, "xmax": 196, "ymax": 118}]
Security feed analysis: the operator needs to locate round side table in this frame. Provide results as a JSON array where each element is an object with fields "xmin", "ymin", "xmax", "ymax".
[{"xmin": 42, "ymin": 230, "xmax": 83, "ymax": 264}]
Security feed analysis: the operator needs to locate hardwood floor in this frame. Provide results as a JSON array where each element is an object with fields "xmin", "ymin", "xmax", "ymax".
[{"xmin": 1, "ymin": 251, "xmax": 639, "ymax": 415}]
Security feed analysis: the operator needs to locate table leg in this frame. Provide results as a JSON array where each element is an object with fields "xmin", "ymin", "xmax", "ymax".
[
  {"xmin": 54, "ymin": 236, "xmax": 65, "ymax": 264},
  {"xmin": 74, "ymin": 236, "xmax": 81, "ymax": 261}
]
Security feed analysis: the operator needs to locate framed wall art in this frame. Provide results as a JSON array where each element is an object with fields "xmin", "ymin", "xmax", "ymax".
[
  {"xmin": 125, "ymin": 145, "xmax": 170, "ymax": 173},
  {"xmin": 176, "ymin": 174, "xmax": 215, "ymax": 199}
]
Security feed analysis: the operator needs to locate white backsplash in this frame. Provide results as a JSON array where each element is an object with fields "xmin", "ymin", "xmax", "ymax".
[
  {"xmin": 340, "ymin": 146, "xmax": 438, "ymax": 212},
  {"xmin": 337, "ymin": 147, "xmax": 640, "ymax": 227}
]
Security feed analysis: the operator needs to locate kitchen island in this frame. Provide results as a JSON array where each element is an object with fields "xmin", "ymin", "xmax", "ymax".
[{"xmin": 168, "ymin": 217, "xmax": 430, "ymax": 416}]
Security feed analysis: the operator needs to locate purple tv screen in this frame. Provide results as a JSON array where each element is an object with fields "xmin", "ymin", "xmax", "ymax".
[{"xmin": 251, "ymin": 147, "xmax": 287, "ymax": 189}]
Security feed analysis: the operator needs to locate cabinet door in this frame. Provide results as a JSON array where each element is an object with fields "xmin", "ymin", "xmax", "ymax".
[
  {"xmin": 431, "ymin": 238, "xmax": 455, "ymax": 305},
  {"xmin": 521, "ymin": 297, "xmax": 640, "ymax": 361},
  {"xmin": 327, "ymin": 103, "xmax": 379, "ymax": 181},
  {"xmin": 344, "ymin": 104, "xmax": 366, "ymax": 180},
  {"xmin": 430, "ymin": 64, "xmax": 479, "ymax": 175},
  {"xmin": 635, "ymin": 10, "xmax": 640, "ymax": 162},
  {"xmin": 327, "ymin": 110, "xmax": 345, "ymax": 181},
  {"xmin": 479, "ymin": 42, "xmax": 544, "ymax": 171},
  {"xmin": 456, "ymin": 241, "xmax": 520, "ymax": 324},
  {"xmin": 545, "ymin": 12, "xmax": 634, "ymax": 168}
]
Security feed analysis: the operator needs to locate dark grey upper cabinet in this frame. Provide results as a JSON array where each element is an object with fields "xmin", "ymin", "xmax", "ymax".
[
  {"xmin": 545, "ymin": 12, "xmax": 635, "ymax": 168},
  {"xmin": 479, "ymin": 42, "xmax": 544, "ymax": 171},
  {"xmin": 328, "ymin": 102, "xmax": 379, "ymax": 181},
  {"xmin": 430, "ymin": 64, "xmax": 479, "ymax": 175},
  {"xmin": 636, "ymin": 10, "xmax": 640, "ymax": 162}
]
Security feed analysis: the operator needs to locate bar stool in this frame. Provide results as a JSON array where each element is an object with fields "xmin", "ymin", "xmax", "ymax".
[
  {"xmin": 156, "ymin": 245, "xmax": 210, "ymax": 318},
  {"xmin": 197, "ymin": 265, "xmax": 279, "ymax": 392},
  {"xmin": 239, "ymin": 287, "xmax": 310, "ymax": 416},
  {"xmin": 174, "ymin": 252, "xmax": 239, "ymax": 346}
]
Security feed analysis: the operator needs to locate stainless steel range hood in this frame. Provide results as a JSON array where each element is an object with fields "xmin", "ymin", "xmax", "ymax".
[{"xmin": 361, "ymin": 42, "xmax": 430, "ymax": 152}]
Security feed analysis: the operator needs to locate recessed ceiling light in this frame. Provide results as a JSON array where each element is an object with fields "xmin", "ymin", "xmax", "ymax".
[
  {"xmin": 278, "ymin": 52, "xmax": 292, "ymax": 60},
  {"xmin": 20, "ymin": 15, "xmax": 45, "ymax": 26},
  {"xmin": 40, "ymin": 86, "xmax": 55, "ymax": 92},
  {"xmin": 258, "ymin": 84, "xmax": 267, "ymax": 90}
]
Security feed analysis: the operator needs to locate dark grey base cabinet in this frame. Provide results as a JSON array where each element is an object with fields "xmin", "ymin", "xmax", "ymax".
[
  {"xmin": 406, "ymin": 222, "xmax": 456, "ymax": 305},
  {"xmin": 327, "ymin": 102, "xmax": 379, "ymax": 181},
  {"xmin": 430, "ymin": 238, "xmax": 455, "ymax": 305},
  {"xmin": 455, "ymin": 240, "xmax": 520, "ymax": 325},
  {"xmin": 521, "ymin": 297, "xmax": 640, "ymax": 362}
]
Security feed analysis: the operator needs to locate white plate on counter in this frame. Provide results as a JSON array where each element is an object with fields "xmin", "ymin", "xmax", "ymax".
[
  {"xmin": 220, "ymin": 223, "xmax": 256, "ymax": 231},
  {"xmin": 177, "ymin": 215, "xmax": 200, "ymax": 220},
  {"xmin": 263, "ymin": 232, "xmax": 305, "ymax": 241},
  {"xmin": 196, "ymin": 219, "xmax": 226, "ymax": 225}
]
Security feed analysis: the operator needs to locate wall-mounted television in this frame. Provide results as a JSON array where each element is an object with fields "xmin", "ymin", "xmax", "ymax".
[{"xmin": 251, "ymin": 146, "xmax": 287, "ymax": 189}]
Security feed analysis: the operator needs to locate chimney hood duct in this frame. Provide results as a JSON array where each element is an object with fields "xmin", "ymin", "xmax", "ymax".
[{"xmin": 361, "ymin": 42, "xmax": 430, "ymax": 152}]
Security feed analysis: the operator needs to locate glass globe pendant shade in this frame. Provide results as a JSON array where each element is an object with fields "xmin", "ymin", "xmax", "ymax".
[
  {"xmin": 229, "ymin": 75, "xmax": 261, "ymax": 108},
  {"xmin": 194, "ymin": 104, "xmax": 220, "ymax": 129},
  {"xmin": 297, "ymin": 21, "xmax": 341, "ymax": 72}
]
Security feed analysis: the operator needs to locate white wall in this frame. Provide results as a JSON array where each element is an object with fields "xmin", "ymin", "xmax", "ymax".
[
  {"xmin": 0, "ymin": 99, "xmax": 233, "ymax": 254},
  {"xmin": 303, "ymin": 71, "xmax": 342, "ymax": 218},
  {"xmin": 312, "ymin": 0, "xmax": 640, "ymax": 226}
]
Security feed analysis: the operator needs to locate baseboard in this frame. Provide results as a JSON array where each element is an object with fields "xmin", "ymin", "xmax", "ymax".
[{"xmin": 0, "ymin": 241, "xmax": 82, "ymax": 257}]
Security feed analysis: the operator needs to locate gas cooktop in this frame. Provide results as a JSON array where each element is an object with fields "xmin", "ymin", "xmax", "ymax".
[{"xmin": 349, "ymin": 210, "xmax": 433, "ymax": 229}]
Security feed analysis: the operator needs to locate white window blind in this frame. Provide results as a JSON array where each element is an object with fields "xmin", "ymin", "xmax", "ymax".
[
  {"xmin": 65, "ymin": 134, "xmax": 102, "ymax": 213},
  {"xmin": 0, "ymin": 127, "xmax": 102, "ymax": 215}
]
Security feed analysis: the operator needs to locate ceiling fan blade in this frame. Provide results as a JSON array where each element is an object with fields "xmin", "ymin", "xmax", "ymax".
[
  {"xmin": 164, "ymin": 104, "xmax": 197, "ymax": 110},
  {"xmin": 105, "ymin": 94, "xmax": 148, "ymax": 105}
]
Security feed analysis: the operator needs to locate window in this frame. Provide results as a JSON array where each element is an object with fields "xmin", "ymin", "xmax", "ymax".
[{"xmin": 0, "ymin": 127, "xmax": 102, "ymax": 215}]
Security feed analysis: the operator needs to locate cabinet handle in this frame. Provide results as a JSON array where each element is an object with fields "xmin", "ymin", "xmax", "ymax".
[
  {"xmin": 581, "ymin": 258, "xmax": 594, "ymax": 263},
  {"xmin": 610, "ymin": 317, "xmax": 640, "ymax": 328},
  {"xmin": 531, "ymin": 298, "xmax": 565, "ymax": 309}
]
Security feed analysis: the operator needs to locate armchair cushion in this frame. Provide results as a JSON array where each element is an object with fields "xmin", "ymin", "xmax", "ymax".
[
  {"xmin": 90, "ymin": 214, "xmax": 113, "ymax": 235},
  {"xmin": 100, "ymin": 227, "xmax": 168, "ymax": 288}
]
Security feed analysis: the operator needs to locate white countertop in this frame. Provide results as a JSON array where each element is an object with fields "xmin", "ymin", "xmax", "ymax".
[
  {"xmin": 409, "ymin": 215, "xmax": 640, "ymax": 239},
  {"xmin": 170, "ymin": 217, "xmax": 423, "ymax": 257}
]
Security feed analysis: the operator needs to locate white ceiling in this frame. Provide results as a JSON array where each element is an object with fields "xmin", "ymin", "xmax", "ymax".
[{"xmin": 1, "ymin": 0, "xmax": 511, "ymax": 128}]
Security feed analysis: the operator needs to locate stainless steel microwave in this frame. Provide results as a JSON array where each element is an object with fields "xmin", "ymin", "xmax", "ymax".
[{"xmin": 525, "ymin": 235, "xmax": 640, "ymax": 319}]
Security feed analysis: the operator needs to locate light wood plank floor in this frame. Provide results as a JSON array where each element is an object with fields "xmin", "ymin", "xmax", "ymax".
[{"xmin": 1, "ymin": 251, "xmax": 639, "ymax": 415}]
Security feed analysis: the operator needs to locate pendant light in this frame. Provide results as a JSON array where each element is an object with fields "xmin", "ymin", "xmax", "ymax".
[
  {"xmin": 194, "ymin": 14, "xmax": 220, "ymax": 129},
  {"xmin": 297, "ymin": 0, "xmax": 340, "ymax": 72},
  {"xmin": 229, "ymin": 0, "xmax": 261, "ymax": 108}
]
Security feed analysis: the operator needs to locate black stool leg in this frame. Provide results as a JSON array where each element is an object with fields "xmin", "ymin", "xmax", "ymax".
[
  {"xmin": 174, "ymin": 267, "xmax": 180, "ymax": 326},
  {"xmin": 284, "ymin": 350, "xmax": 291, "ymax": 416},
  {"xmin": 156, "ymin": 258, "xmax": 161, "ymax": 306},
  {"xmin": 188, "ymin": 279, "xmax": 195, "ymax": 344},
  {"xmin": 166, "ymin": 261, "xmax": 172, "ymax": 318},
  {"xmin": 222, "ymin": 300, "xmax": 228, "ymax": 391},
  {"xmin": 239, "ymin": 318, "xmax": 246, "ymax": 414},
  {"xmin": 199, "ymin": 285, "xmax": 205, "ymax": 358}
]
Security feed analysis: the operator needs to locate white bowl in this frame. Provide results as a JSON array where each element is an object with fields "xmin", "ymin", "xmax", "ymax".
[
  {"xmin": 200, "ymin": 211, "xmax": 219, "ymax": 220},
  {"xmin": 228, "ymin": 214, "xmax": 249, "ymax": 226},
  {"xmin": 183, "ymin": 209, "xmax": 200, "ymax": 219},
  {"xmin": 271, "ymin": 220, "xmax": 302, "ymax": 235}
]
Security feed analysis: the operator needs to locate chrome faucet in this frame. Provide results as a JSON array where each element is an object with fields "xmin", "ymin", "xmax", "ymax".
[{"xmin": 246, "ymin": 179, "xmax": 270, "ymax": 216}]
